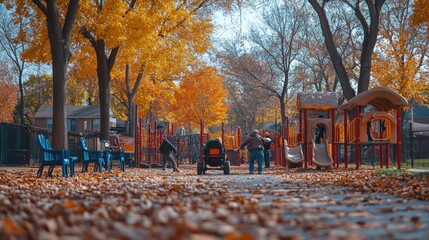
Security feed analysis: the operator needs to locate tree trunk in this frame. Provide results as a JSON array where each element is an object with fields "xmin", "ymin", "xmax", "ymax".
[
  {"xmin": 128, "ymin": 98, "xmax": 136, "ymax": 137},
  {"xmin": 50, "ymin": 48, "xmax": 68, "ymax": 149},
  {"xmin": 356, "ymin": 0, "xmax": 385, "ymax": 93},
  {"xmin": 18, "ymin": 69, "xmax": 25, "ymax": 125},
  {"xmin": 124, "ymin": 64, "xmax": 145, "ymax": 137},
  {"xmin": 40, "ymin": 0, "xmax": 79, "ymax": 149},
  {"xmin": 307, "ymin": 0, "xmax": 356, "ymax": 101},
  {"xmin": 95, "ymin": 40, "xmax": 111, "ymax": 141}
]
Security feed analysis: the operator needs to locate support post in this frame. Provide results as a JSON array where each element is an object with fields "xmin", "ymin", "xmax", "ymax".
[
  {"xmin": 200, "ymin": 118, "xmax": 204, "ymax": 163},
  {"xmin": 396, "ymin": 106, "xmax": 402, "ymax": 169},
  {"xmin": 355, "ymin": 106, "xmax": 360, "ymax": 169},
  {"xmin": 344, "ymin": 110, "xmax": 348, "ymax": 168},
  {"xmin": 304, "ymin": 109, "xmax": 308, "ymax": 169}
]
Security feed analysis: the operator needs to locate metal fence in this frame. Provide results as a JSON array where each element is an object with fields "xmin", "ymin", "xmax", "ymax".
[
  {"xmin": 401, "ymin": 130, "xmax": 429, "ymax": 169},
  {"xmin": 0, "ymin": 122, "xmax": 98, "ymax": 166}
]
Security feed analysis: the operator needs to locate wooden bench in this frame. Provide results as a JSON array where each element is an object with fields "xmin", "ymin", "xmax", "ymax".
[{"xmin": 37, "ymin": 134, "xmax": 76, "ymax": 177}]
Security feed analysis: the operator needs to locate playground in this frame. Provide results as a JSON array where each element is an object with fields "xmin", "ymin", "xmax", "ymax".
[{"xmin": 128, "ymin": 87, "xmax": 422, "ymax": 174}]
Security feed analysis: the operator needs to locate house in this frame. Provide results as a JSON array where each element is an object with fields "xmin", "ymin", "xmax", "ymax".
[
  {"xmin": 406, "ymin": 105, "xmax": 429, "ymax": 124},
  {"xmin": 34, "ymin": 105, "xmax": 116, "ymax": 132}
]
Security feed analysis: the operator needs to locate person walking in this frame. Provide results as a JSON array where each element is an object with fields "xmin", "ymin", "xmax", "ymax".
[
  {"xmin": 239, "ymin": 129, "xmax": 265, "ymax": 174},
  {"xmin": 159, "ymin": 137, "xmax": 180, "ymax": 172},
  {"xmin": 263, "ymin": 132, "xmax": 272, "ymax": 168}
]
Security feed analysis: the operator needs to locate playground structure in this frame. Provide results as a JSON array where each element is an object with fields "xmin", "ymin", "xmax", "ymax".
[
  {"xmin": 129, "ymin": 118, "xmax": 241, "ymax": 168},
  {"xmin": 337, "ymin": 87, "xmax": 408, "ymax": 169},
  {"xmin": 285, "ymin": 87, "xmax": 408, "ymax": 169},
  {"xmin": 121, "ymin": 87, "xmax": 408, "ymax": 170}
]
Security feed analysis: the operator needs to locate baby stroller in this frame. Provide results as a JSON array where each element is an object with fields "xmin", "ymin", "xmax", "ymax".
[{"xmin": 197, "ymin": 139, "xmax": 230, "ymax": 175}]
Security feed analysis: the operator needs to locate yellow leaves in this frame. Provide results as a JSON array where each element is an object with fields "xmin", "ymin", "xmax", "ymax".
[
  {"xmin": 411, "ymin": 0, "xmax": 429, "ymax": 29},
  {"xmin": 372, "ymin": 26, "xmax": 428, "ymax": 104},
  {"xmin": 172, "ymin": 66, "xmax": 228, "ymax": 127}
]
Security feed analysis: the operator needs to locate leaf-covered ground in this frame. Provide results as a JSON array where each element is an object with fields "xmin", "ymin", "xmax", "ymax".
[{"xmin": 0, "ymin": 164, "xmax": 428, "ymax": 240}]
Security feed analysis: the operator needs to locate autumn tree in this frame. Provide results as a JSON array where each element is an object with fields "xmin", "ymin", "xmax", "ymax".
[
  {"xmin": 2, "ymin": 0, "xmax": 79, "ymax": 149},
  {"xmin": 372, "ymin": 0, "xmax": 429, "ymax": 105},
  {"xmin": 68, "ymin": 50, "xmax": 99, "ymax": 106},
  {"xmin": 298, "ymin": 3, "xmax": 358, "ymax": 100},
  {"xmin": 23, "ymin": 74, "xmax": 53, "ymax": 124},
  {"xmin": 0, "ymin": 61, "xmax": 17, "ymax": 122},
  {"xmin": 412, "ymin": 0, "xmax": 429, "ymax": 31},
  {"xmin": 76, "ymin": 1, "xmax": 222, "ymax": 140},
  {"xmin": 116, "ymin": 0, "xmax": 213, "ymax": 136},
  {"xmin": 219, "ymin": 1, "xmax": 309, "ymax": 130},
  {"xmin": 0, "ymin": 4, "xmax": 29, "ymax": 125},
  {"xmin": 172, "ymin": 66, "xmax": 228, "ymax": 128},
  {"xmin": 307, "ymin": 0, "xmax": 386, "ymax": 100}
]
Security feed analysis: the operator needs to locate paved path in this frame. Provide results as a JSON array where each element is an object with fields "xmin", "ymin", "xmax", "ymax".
[{"xmin": 191, "ymin": 172, "xmax": 429, "ymax": 239}]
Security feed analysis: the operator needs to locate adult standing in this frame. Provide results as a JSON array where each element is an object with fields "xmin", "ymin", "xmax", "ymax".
[
  {"xmin": 159, "ymin": 137, "xmax": 180, "ymax": 172},
  {"xmin": 239, "ymin": 129, "xmax": 265, "ymax": 174}
]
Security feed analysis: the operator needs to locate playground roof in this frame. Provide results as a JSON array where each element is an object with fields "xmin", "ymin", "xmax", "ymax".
[
  {"xmin": 340, "ymin": 87, "xmax": 408, "ymax": 111},
  {"xmin": 296, "ymin": 91, "xmax": 338, "ymax": 110}
]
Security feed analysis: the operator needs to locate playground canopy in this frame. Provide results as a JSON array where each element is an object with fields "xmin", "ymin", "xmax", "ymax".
[
  {"xmin": 340, "ymin": 87, "xmax": 408, "ymax": 111},
  {"xmin": 297, "ymin": 91, "xmax": 338, "ymax": 110}
]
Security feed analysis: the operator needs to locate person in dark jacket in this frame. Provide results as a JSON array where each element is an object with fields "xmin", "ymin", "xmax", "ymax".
[
  {"xmin": 239, "ymin": 129, "xmax": 265, "ymax": 174},
  {"xmin": 159, "ymin": 138, "xmax": 180, "ymax": 172},
  {"xmin": 263, "ymin": 132, "xmax": 272, "ymax": 168}
]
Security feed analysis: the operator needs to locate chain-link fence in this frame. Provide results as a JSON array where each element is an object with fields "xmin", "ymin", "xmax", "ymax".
[{"xmin": 402, "ymin": 129, "xmax": 429, "ymax": 169}]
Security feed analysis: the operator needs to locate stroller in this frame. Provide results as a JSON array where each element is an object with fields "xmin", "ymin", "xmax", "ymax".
[{"xmin": 197, "ymin": 139, "xmax": 230, "ymax": 175}]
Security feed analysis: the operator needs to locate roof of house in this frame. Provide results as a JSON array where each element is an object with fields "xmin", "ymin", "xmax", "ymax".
[{"xmin": 34, "ymin": 105, "xmax": 101, "ymax": 119}]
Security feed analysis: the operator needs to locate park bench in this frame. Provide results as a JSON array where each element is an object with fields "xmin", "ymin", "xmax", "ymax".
[
  {"xmin": 80, "ymin": 137, "xmax": 105, "ymax": 173},
  {"xmin": 36, "ymin": 134, "xmax": 76, "ymax": 178}
]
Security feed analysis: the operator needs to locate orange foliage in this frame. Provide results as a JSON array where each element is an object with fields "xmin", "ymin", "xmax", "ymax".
[
  {"xmin": 412, "ymin": 0, "xmax": 429, "ymax": 31},
  {"xmin": 373, "ymin": 3, "xmax": 429, "ymax": 105},
  {"xmin": 172, "ymin": 66, "xmax": 228, "ymax": 128},
  {"xmin": 0, "ymin": 81, "xmax": 17, "ymax": 122}
]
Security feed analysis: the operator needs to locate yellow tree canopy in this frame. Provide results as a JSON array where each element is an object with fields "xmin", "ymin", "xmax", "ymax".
[
  {"xmin": 172, "ymin": 66, "xmax": 228, "ymax": 128},
  {"xmin": 412, "ymin": 0, "xmax": 429, "ymax": 31},
  {"xmin": 372, "ymin": 18, "xmax": 429, "ymax": 105}
]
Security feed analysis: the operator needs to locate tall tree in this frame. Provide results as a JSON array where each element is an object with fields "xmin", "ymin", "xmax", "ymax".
[
  {"xmin": 0, "ymin": 5, "xmax": 28, "ymax": 125},
  {"xmin": 411, "ymin": 0, "xmax": 429, "ymax": 31},
  {"xmin": 298, "ymin": 3, "xmax": 358, "ymax": 98},
  {"xmin": 307, "ymin": 0, "xmax": 386, "ymax": 100},
  {"xmin": 172, "ymin": 66, "xmax": 228, "ymax": 128},
  {"xmin": 23, "ymin": 74, "xmax": 53, "ymax": 123},
  {"xmin": 118, "ymin": 0, "xmax": 213, "ymax": 136},
  {"xmin": 0, "ymin": 61, "xmax": 17, "ymax": 122},
  {"xmin": 220, "ymin": 1, "xmax": 308, "ymax": 127},
  {"xmin": 3, "ymin": 0, "xmax": 79, "ymax": 149},
  {"xmin": 372, "ymin": 0, "xmax": 429, "ymax": 104},
  {"xmin": 78, "ymin": 0, "xmax": 218, "ymax": 140}
]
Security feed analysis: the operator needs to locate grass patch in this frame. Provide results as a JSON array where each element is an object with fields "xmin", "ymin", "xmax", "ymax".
[{"xmin": 374, "ymin": 168, "xmax": 405, "ymax": 175}]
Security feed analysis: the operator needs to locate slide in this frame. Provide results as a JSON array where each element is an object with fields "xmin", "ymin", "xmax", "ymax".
[
  {"xmin": 311, "ymin": 139, "xmax": 334, "ymax": 168},
  {"xmin": 284, "ymin": 140, "xmax": 304, "ymax": 168}
]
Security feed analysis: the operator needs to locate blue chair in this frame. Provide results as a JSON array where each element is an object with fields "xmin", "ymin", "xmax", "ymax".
[
  {"xmin": 37, "ymin": 135, "xmax": 74, "ymax": 178},
  {"xmin": 80, "ymin": 137, "xmax": 105, "ymax": 173},
  {"xmin": 110, "ymin": 148, "xmax": 125, "ymax": 172}
]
